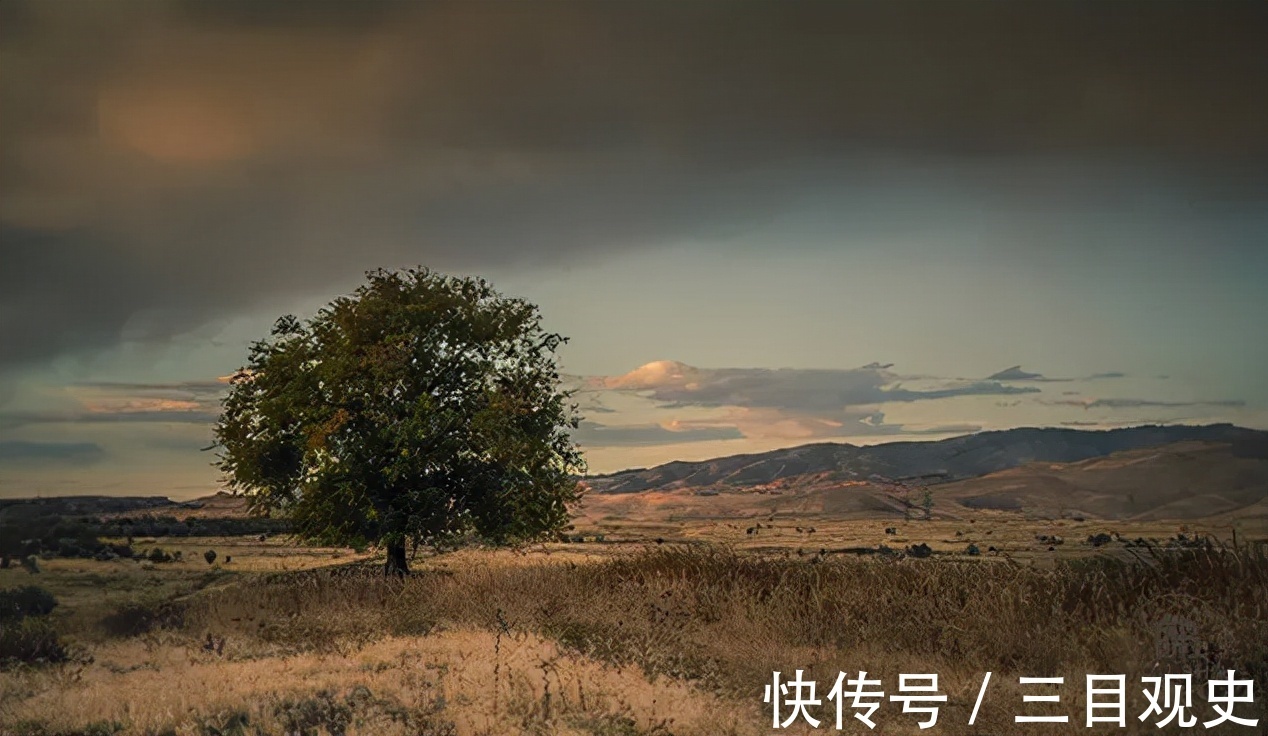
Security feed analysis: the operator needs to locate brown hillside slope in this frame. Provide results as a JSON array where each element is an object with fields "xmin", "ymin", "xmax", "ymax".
[
  {"xmin": 933, "ymin": 440, "xmax": 1268, "ymax": 520},
  {"xmin": 578, "ymin": 440, "xmax": 1268, "ymax": 525}
]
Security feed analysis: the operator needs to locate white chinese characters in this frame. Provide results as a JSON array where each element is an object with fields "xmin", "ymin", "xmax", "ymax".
[{"xmin": 762, "ymin": 669, "xmax": 1259, "ymax": 730}]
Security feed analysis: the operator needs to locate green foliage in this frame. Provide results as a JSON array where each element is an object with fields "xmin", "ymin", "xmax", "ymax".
[
  {"xmin": 95, "ymin": 513, "xmax": 289, "ymax": 538},
  {"xmin": 0, "ymin": 499, "xmax": 274, "ymax": 562},
  {"xmin": 0, "ymin": 617, "xmax": 68, "ymax": 667},
  {"xmin": 0, "ymin": 585, "xmax": 58, "ymax": 621},
  {"xmin": 213, "ymin": 268, "xmax": 586, "ymax": 557}
]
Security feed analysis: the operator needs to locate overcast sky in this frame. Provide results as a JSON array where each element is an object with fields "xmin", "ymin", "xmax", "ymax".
[{"xmin": 2, "ymin": 0, "xmax": 1266, "ymax": 497}]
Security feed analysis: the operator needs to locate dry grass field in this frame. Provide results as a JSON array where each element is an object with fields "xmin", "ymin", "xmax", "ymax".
[
  {"xmin": 573, "ymin": 510, "xmax": 1266, "ymax": 567},
  {"xmin": 2, "ymin": 518, "xmax": 1267, "ymax": 736}
]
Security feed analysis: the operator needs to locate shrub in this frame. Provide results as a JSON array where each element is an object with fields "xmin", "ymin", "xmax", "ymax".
[
  {"xmin": 204, "ymin": 550, "xmax": 217, "ymax": 565},
  {"xmin": 0, "ymin": 585, "xmax": 58, "ymax": 620},
  {"xmin": 0, "ymin": 617, "xmax": 68, "ymax": 667},
  {"xmin": 272, "ymin": 690, "xmax": 352, "ymax": 736},
  {"xmin": 906, "ymin": 542, "xmax": 933, "ymax": 558},
  {"xmin": 98, "ymin": 600, "xmax": 184, "ymax": 638},
  {"xmin": 5, "ymin": 719, "xmax": 124, "ymax": 736},
  {"xmin": 191, "ymin": 708, "xmax": 251, "ymax": 736},
  {"xmin": 55, "ymin": 539, "xmax": 85, "ymax": 558}
]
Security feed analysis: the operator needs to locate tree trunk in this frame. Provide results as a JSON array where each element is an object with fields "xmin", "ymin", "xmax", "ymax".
[{"xmin": 385, "ymin": 540, "xmax": 409, "ymax": 578}]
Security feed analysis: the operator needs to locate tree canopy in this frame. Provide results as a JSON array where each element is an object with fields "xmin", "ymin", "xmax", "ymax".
[{"xmin": 212, "ymin": 268, "xmax": 585, "ymax": 574}]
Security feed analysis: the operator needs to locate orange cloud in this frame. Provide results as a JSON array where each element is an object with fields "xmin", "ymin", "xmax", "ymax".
[
  {"xmin": 595, "ymin": 360, "xmax": 696, "ymax": 390},
  {"xmin": 82, "ymin": 398, "xmax": 203, "ymax": 414},
  {"xmin": 98, "ymin": 86, "xmax": 256, "ymax": 164}
]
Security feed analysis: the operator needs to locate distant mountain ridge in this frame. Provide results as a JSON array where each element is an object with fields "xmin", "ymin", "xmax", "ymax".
[
  {"xmin": 583, "ymin": 424, "xmax": 1268, "ymax": 494},
  {"xmin": 0, "ymin": 495, "xmax": 177, "ymax": 514}
]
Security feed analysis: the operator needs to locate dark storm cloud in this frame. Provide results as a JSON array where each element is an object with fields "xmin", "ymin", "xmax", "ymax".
[
  {"xmin": 3, "ymin": 0, "xmax": 1267, "ymax": 373},
  {"xmin": 0, "ymin": 440, "xmax": 106, "ymax": 466}
]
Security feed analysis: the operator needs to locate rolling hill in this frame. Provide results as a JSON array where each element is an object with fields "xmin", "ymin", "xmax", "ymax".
[
  {"xmin": 578, "ymin": 424, "xmax": 1268, "ymax": 523},
  {"xmin": 583, "ymin": 423, "xmax": 1268, "ymax": 493}
]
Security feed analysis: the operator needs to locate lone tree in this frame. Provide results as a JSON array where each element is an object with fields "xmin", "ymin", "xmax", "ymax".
[
  {"xmin": 212, "ymin": 268, "xmax": 586, "ymax": 576},
  {"xmin": 919, "ymin": 488, "xmax": 934, "ymax": 520}
]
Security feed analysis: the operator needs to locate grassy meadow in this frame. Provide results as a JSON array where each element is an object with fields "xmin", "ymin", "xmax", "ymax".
[{"xmin": 1, "ymin": 522, "xmax": 1266, "ymax": 736}]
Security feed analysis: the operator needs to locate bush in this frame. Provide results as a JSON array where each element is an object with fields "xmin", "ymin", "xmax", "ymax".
[
  {"xmin": 204, "ymin": 549, "xmax": 217, "ymax": 565},
  {"xmin": 98, "ymin": 600, "xmax": 185, "ymax": 638},
  {"xmin": 0, "ymin": 585, "xmax": 58, "ymax": 621},
  {"xmin": 56, "ymin": 538, "xmax": 86, "ymax": 558},
  {"xmin": 272, "ymin": 690, "xmax": 352, "ymax": 736},
  {"xmin": 7, "ymin": 720, "xmax": 124, "ymax": 736},
  {"xmin": 0, "ymin": 617, "xmax": 68, "ymax": 667}
]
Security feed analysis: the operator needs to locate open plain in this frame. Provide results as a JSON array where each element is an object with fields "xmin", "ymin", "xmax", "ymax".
[{"xmin": 2, "ymin": 481, "xmax": 1266, "ymax": 736}]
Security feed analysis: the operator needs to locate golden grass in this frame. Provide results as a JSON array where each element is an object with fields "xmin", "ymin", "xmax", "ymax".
[
  {"xmin": 2, "ymin": 629, "xmax": 748, "ymax": 736},
  {"xmin": 570, "ymin": 514, "xmax": 1260, "ymax": 563},
  {"xmin": 3, "ymin": 536, "xmax": 1266, "ymax": 735}
]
